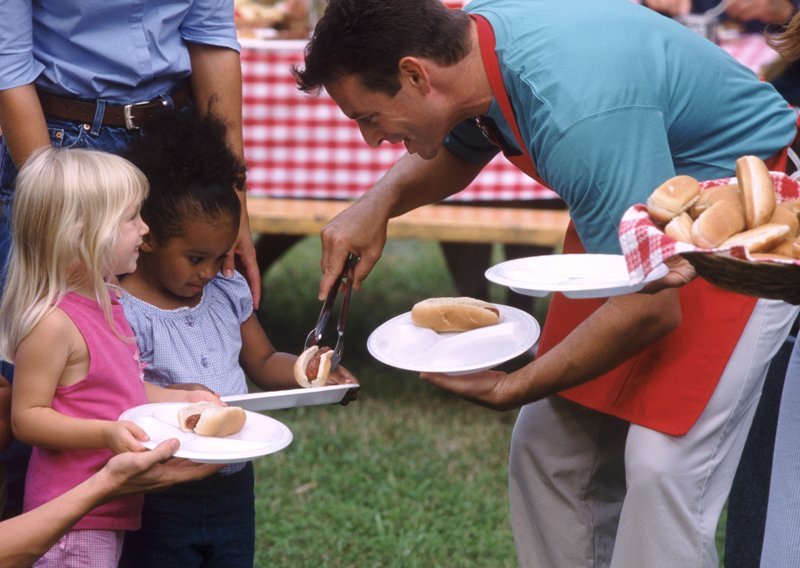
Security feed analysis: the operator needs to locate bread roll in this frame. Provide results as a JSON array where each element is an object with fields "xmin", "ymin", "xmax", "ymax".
[
  {"xmin": 646, "ymin": 175, "xmax": 701, "ymax": 223},
  {"xmin": 736, "ymin": 155, "xmax": 776, "ymax": 229},
  {"xmin": 770, "ymin": 203, "xmax": 800, "ymax": 236},
  {"xmin": 767, "ymin": 235, "xmax": 800, "ymax": 259},
  {"xmin": 688, "ymin": 184, "xmax": 742, "ymax": 219},
  {"xmin": 664, "ymin": 212, "xmax": 694, "ymax": 243},
  {"xmin": 177, "ymin": 403, "xmax": 246, "ymax": 437},
  {"xmin": 720, "ymin": 223, "xmax": 791, "ymax": 253},
  {"xmin": 411, "ymin": 297, "xmax": 500, "ymax": 332},
  {"xmin": 750, "ymin": 252, "xmax": 796, "ymax": 262},
  {"xmin": 690, "ymin": 200, "xmax": 746, "ymax": 249}
]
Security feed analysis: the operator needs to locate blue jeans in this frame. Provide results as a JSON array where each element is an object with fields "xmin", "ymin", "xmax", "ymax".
[
  {"xmin": 0, "ymin": 113, "xmax": 151, "ymax": 519},
  {"xmin": 724, "ymin": 327, "xmax": 797, "ymax": 567},
  {"xmin": 119, "ymin": 462, "xmax": 256, "ymax": 568}
]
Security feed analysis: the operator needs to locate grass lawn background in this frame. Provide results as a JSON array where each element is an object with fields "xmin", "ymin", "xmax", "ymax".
[{"xmin": 252, "ymin": 236, "xmax": 727, "ymax": 566}]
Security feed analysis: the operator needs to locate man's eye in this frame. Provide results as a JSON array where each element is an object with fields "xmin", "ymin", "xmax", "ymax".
[{"xmin": 188, "ymin": 256, "xmax": 202, "ymax": 264}]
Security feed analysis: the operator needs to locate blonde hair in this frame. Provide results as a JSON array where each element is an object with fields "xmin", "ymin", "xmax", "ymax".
[
  {"xmin": 0, "ymin": 147, "xmax": 149, "ymax": 362},
  {"xmin": 768, "ymin": 13, "xmax": 800, "ymax": 62}
]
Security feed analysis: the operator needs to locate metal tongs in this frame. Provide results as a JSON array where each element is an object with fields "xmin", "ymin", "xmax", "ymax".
[{"xmin": 303, "ymin": 253, "xmax": 358, "ymax": 371}]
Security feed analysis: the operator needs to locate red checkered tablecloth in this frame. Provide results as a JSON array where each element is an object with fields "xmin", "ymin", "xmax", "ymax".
[
  {"xmin": 240, "ymin": 33, "xmax": 778, "ymax": 201},
  {"xmin": 240, "ymin": 39, "xmax": 558, "ymax": 201}
]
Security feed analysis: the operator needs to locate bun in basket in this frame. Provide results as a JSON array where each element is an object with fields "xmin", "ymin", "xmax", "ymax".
[
  {"xmin": 737, "ymin": 155, "xmax": 776, "ymax": 229},
  {"xmin": 689, "ymin": 183, "xmax": 742, "ymax": 218},
  {"xmin": 720, "ymin": 223, "xmax": 791, "ymax": 253},
  {"xmin": 646, "ymin": 175, "xmax": 701, "ymax": 223},
  {"xmin": 690, "ymin": 200, "xmax": 745, "ymax": 249},
  {"xmin": 177, "ymin": 402, "xmax": 246, "ymax": 437},
  {"xmin": 411, "ymin": 297, "xmax": 500, "ymax": 332},
  {"xmin": 664, "ymin": 213, "xmax": 694, "ymax": 243}
]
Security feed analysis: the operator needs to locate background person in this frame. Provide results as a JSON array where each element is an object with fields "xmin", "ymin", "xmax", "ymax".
[
  {"xmin": 295, "ymin": 0, "xmax": 799, "ymax": 565},
  {"xmin": 756, "ymin": 12, "xmax": 800, "ymax": 567}
]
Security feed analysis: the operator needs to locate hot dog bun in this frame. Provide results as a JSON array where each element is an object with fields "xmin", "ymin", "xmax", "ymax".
[
  {"xmin": 177, "ymin": 402, "xmax": 246, "ymax": 437},
  {"xmin": 769, "ymin": 203, "xmax": 800, "ymax": 236},
  {"xmin": 736, "ymin": 155, "xmax": 776, "ymax": 229},
  {"xmin": 646, "ymin": 175, "xmax": 701, "ymax": 223},
  {"xmin": 294, "ymin": 345, "xmax": 333, "ymax": 388},
  {"xmin": 411, "ymin": 297, "xmax": 500, "ymax": 332},
  {"xmin": 720, "ymin": 223, "xmax": 791, "ymax": 253},
  {"xmin": 664, "ymin": 213, "xmax": 694, "ymax": 243},
  {"xmin": 690, "ymin": 200, "xmax": 746, "ymax": 249},
  {"xmin": 688, "ymin": 184, "xmax": 742, "ymax": 219}
]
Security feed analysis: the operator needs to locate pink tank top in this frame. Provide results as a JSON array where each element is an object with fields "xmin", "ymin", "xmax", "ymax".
[{"xmin": 23, "ymin": 291, "xmax": 148, "ymax": 530}]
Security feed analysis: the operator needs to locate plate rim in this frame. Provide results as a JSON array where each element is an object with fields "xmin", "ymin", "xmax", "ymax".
[
  {"xmin": 485, "ymin": 254, "xmax": 667, "ymax": 296},
  {"xmin": 119, "ymin": 402, "xmax": 293, "ymax": 464},
  {"xmin": 220, "ymin": 383, "xmax": 358, "ymax": 405},
  {"xmin": 366, "ymin": 304, "xmax": 540, "ymax": 374}
]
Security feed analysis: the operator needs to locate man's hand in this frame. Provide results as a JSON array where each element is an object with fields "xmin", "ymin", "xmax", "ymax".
[
  {"xmin": 640, "ymin": 255, "xmax": 697, "ymax": 293},
  {"xmin": 318, "ymin": 200, "xmax": 390, "ymax": 300},
  {"xmin": 420, "ymin": 369, "xmax": 522, "ymax": 411},
  {"xmin": 96, "ymin": 439, "xmax": 222, "ymax": 500},
  {"xmin": 223, "ymin": 219, "xmax": 261, "ymax": 306}
]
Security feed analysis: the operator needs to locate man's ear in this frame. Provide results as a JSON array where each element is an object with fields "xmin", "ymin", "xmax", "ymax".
[{"xmin": 398, "ymin": 56, "xmax": 431, "ymax": 93}]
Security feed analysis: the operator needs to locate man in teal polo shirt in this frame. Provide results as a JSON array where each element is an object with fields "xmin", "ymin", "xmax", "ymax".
[{"xmin": 296, "ymin": 0, "xmax": 799, "ymax": 565}]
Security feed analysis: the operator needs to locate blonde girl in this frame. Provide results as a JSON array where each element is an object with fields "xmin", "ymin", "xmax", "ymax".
[{"xmin": 0, "ymin": 147, "xmax": 218, "ymax": 568}]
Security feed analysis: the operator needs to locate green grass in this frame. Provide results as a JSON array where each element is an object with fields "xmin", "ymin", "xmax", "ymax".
[{"xmin": 253, "ymin": 236, "xmax": 726, "ymax": 566}]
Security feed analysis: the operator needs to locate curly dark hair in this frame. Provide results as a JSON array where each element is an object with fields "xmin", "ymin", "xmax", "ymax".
[
  {"xmin": 123, "ymin": 111, "xmax": 245, "ymax": 243},
  {"xmin": 294, "ymin": 0, "xmax": 471, "ymax": 96}
]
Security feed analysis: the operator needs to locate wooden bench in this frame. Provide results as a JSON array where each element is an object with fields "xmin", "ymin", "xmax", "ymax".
[{"xmin": 247, "ymin": 198, "xmax": 570, "ymax": 246}]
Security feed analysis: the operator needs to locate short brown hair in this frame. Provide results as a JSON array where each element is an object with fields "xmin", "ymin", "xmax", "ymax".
[{"xmin": 294, "ymin": 0, "xmax": 472, "ymax": 95}]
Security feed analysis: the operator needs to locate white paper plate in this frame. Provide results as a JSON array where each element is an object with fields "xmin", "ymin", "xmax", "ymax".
[
  {"xmin": 119, "ymin": 403, "xmax": 293, "ymax": 464},
  {"xmin": 367, "ymin": 304, "xmax": 540, "ymax": 374},
  {"xmin": 221, "ymin": 384, "xmax": 358, "ymax": 412},
  {"xmin": 485, "ymin": 254, "xmax": 669, "ymax": 299}
]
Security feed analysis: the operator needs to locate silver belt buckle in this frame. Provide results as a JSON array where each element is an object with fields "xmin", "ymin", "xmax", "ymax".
[{"xmin": 123, "ymin": 98, "xmax": 169, "ymax": 130}]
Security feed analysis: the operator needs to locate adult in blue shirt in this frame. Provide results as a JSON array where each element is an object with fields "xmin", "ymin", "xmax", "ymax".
[
  {"xmin": 0, "ymin": 0, "xmax": 260, "ymax": 522},
  {"xmin": 296, "ymin": 0, "xmax": 799, "ymax": 565}
]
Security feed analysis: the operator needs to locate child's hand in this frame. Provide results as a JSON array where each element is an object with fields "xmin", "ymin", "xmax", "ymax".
[
  {"xmin": 182, "ymin": 390, "xmax": 223, "ymax": 404},
  {"xmin": 105, "ymin": 420, "xmax": 150, "ymax": 454},
  {"xmin": 146, "ymin": 382, "xmax": 221, "ymax": 404},
  {"xmin": 326, "ymin": 365, "xmax": 360, "ymax": 405}
]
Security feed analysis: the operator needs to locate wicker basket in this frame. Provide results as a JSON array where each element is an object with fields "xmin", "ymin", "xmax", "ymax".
[
  {"xmin": 680, "ymin": 251, "xmax": 800, "ymax": 305},
  {"xmin": 620, "ymin": 171, "xmax": 800, "ymax": 304}
]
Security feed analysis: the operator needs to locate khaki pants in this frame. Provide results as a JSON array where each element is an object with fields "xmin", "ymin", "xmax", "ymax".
[{"xmin": 509, "ymin": 299, "xmax": 798, "ymax": 568}]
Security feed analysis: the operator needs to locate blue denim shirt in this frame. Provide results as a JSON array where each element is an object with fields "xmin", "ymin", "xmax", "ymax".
[{"xmin": 0, "ymin": 0, "xmax": 239, "ymax": 102}]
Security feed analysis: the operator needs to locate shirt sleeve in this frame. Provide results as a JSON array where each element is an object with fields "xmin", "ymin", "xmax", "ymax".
[
  {"xmin": 214, "ymin": 272, "xmax": 254, "ymax": 324},
  {"xmin": 119, "ymin": 298, "xmax": 155, "ymax": 373},
  {"xmin": 538, "ymin": 108, "xmax": 677, "ymax": 254},
  {"xmin": 444, "ymin": 119, "xmax": 501, "ymax": 164},
  {"xmin": 181, "ymin": 0, "xmax": 240, "ymax": 52},
  {"xmin": 0, "ymin": 0, "xmax": 44, "ymax": 90}
]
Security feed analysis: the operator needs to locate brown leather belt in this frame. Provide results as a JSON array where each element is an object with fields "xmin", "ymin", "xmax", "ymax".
[{"xmin": 36, "ymin": 83, "xmax": 192, "ymax": 130}]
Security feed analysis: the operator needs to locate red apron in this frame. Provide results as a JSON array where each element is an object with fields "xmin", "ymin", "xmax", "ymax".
[{"xmin": 473, "ymin": 14, "xmax": 762, "ymax": 436}]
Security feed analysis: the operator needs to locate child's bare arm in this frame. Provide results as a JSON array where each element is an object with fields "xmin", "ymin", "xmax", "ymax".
[
  {"xmin": 238, "ymin": 314, "xmax": 302, "ymax": 391},
  {"xmin": 144, "ymin": 382, "xmax": 221, "ymax": 404},
  {"xmin": 239, "ymin": 314, "xmax": 361, "ymax": 393},
  {"xmin": 11, "ymin": 312, "xmax": 148, "ymax": 453}
]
